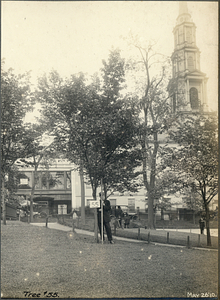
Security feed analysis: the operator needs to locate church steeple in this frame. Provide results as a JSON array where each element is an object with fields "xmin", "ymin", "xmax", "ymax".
[
  {"xmin": 168, "ymin": 1, "xmax": 208, "ymax": 114},
  {"xmin": 179, "ymin": 2, "xmax": 189, "ymax": 16}
]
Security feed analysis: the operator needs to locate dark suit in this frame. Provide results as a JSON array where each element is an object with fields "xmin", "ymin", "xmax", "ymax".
[{"xmin": 98, "ymin": 199, "xmax": 113, "ymax": 242}]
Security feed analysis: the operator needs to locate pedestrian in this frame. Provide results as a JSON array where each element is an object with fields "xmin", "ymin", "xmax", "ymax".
[
  {"xmin": 199, "ymin": 217, "xmax": 205, "ymax": 234},
  {"xmin": 115, "ymin": 206, "xmax": 124, "ymax": 228},
  {"xmin": 124, "ymin": 212, "xmax": 130, "ymax": 228},
  {"xmin": 98, "ymin": 193, "xmax": 114, "ymax": 244}
]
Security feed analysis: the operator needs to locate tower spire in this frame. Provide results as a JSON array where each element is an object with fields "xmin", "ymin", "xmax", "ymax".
[
  {"xmin": 179, "ymin": 2, "xmax": 189, "ymax": 15},
  {"xmin": 168, "ymin": 1, "xmax": 208, "ymax": 113}
]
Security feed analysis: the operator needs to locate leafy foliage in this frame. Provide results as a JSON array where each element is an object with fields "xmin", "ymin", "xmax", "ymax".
[
  {"xmin": 166, "ymin": 113, "xmax": 218, "ymax": 245},
  {"xmin": 167, "ymin": 114, "xmax": 218, "ymax": 205},
  {"xmin": 37, "ymin": 50, "xmax": 142, "ymax": 199},
  {"xmin": 1, "ymin": 61, "xmax": 35, "ymax": 178},
  {"xmin": 127, "ymin": 36, "xmax": 172, "ymax": 228}
]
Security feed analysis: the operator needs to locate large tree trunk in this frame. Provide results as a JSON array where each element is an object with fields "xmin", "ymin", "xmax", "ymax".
[
  {"xmin": 148, "ymin": 192, "xmax": 154, "ymax": 229},
  {"xmin": 80, "ymin": 165, "xmax": 85, "ymax": 225},
  {"xmin": 161, "ymin": 208, "xmax": 164, "ymax": 220},
  {"xmin": 205, "ymin": 205, "xmax": 212, "ymax": 246},
  {"xmin": 92, "ymin": 188, "xmax": 98, "ymax": 243},
  {"xmin": 30, "ymin": 171, "xmax": 37, "ymax": 223}
]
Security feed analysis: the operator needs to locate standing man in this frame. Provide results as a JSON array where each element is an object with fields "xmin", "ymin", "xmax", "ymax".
[
  {"xmin": 98, "ymin": 193, "xmax": 114, "ymax": 244},
  {"xmin": 116, "ymin": 206, "xmax": 124, "ymax": 228},
  {"xmin": 199, "ymin": 217, "xmax": 205, "ymax": 234}
]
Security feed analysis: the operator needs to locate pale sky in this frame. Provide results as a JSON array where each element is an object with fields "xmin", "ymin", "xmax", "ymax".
[{"xmin": 2, "ymin": 1, "xmax": 218, "ymax": 111}]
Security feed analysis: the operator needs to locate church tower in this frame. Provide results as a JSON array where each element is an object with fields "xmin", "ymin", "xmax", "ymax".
[{"xmin": 168, "ymin": 2, "xmax": 208, "ymax": 114}]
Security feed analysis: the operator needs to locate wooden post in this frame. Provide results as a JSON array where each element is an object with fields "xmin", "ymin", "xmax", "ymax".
[
  {"xmin": 80, "ymin": 164, "xmax": 85, "ymax": 225},
  {"xmin": 2, "ymin": 178, "xmax": 6, "ymax": 225},
  {"xmin": 94, "ymin": 208, "xmax": 98, "ymax": 243},
  {"xmin": 72, "ymin": 218, "xmax": 75, "ymax": 232},
  {"xmin": 101, "ymin": 179, "xmax": 104, "ymax": 244},
  {"xmin": 46, "ymin": 216, "xmax": 48, "ymax": 227},
  {"xmin": 148, "ymin": 232, "xmax": 150, "ymax": 243},
  {"xmin": 138, "ymin": 227, "xmax": 140, "ymax": 240},
  {"xmin": 137, "ymin": 207, "xmax": 140, "ymax": 220},
  {"xmin": 167, "ymin": 232, "xmax": 169, "ymax": 243},
  {"xmin": 114, "ymin": 222, "xmax": 117, "ymax": 236},
  {"xmin": 187, "ymin": 236, "xmax": 190, "ymax": 248},
  {"xmin": 197, "ymin": 234, "xmax": 201, "ymax": 247}
]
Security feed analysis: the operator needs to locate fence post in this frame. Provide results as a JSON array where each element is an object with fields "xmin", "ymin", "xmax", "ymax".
[
  {"xmin": 72, "ymin": 219, "xmax": 75, "ymax": 232},
  {"xmin": 114, "ymin": 222, "xmax": 117, "ymax": 236},
  {"xmin": 138, "ymin": 227, "xmax": 140, "ymax": 240},
  {"xmin": 148, "ymin": 232, "xmax": 150, "ymax": 244},
  {"xmin": 187, "ymin": 236, "xmax": 190, "ymax": 248},
  {"xmin": 197, "ymin": 234, "xmax": 201, "ymax": 247},
  {"xmin": 167, "ymin": 232, "xmax": 169, "ymax": 243},
  {"xmin": 46, "ymin": 216, "xmax": 48, "ymax": 228}
]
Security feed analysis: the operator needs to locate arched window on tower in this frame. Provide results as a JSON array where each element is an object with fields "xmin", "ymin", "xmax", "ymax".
[
  {"xmin": 188, "ymin": 56, "xmax": 194, "ymax": 72},
  {"xmin": 190, "ymin": 87, "xmax": 199, "ymax": 109}
]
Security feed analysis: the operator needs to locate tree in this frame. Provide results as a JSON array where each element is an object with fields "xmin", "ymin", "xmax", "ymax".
[
  {"xmin": 167, "ymin": 113, "xmax": 218, "ymax": 246},
  {"xmin": 126, "ymin": 35, "xmax": 172, "ymax": 228},
  {"xmin": 37, "ymin": 49, "xmax": 142, "ymax": 240},
  {"xmin": 17, "ymin": 123, "xmax": 56, "ymax": 222},
  {"xmin": 1, "ymin": 61, "xmax": 34, "ymax": 224}
]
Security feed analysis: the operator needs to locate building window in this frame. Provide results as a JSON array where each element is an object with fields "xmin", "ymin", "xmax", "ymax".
[
  {"xmin": 128, "ymin": 198, "xmax": 135, "ymax": 212},
  {"xmin": 186, "ymin": 29, "xmax": 192, "ymax": 44},
  {"xmin": 178, "ymin": 27, "xmax": 184, "ymax": 44},
  {"xmin": 190, "ymin": 87, "xmax": 199, "ymax": 109},
  {"xmin": 66, "ymin": 171, "xmax": 71, "ymax": 189},
  {"xmin": 109, "ymin": 199, "xmax": 116, "ymax": 207},
  {"xmin": 49, "ymin": 172, "xmax": 64, "ymax": 189},
  {"xmin": 17, "ymin": 172, "xmax": 32, "ymax": 189},
  {"xmin": 188, "ymin": 56, "xmax": 194, "ymax": 72},
  {"xmin": 41, "ymin": 172, "xmax": 49, "ymax": 189},
  {"xmin": 58, "ymin": 204, "xmax": 67, "ymax": 215}
]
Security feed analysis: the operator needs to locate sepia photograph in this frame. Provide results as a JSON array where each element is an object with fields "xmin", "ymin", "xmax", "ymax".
[{"xmin": 1, "ymin": 1, "xmax": 218, "ymax": 299}]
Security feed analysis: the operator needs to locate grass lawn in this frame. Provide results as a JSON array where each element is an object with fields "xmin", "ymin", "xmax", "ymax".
[{"xmin": 1, "ymin": 221, "xmax": 218, "ymax": 299}]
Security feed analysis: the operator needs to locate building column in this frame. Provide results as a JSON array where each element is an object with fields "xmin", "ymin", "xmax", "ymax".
[
  {"xmin": 71, "ymin": 170, "xmax": 76, "ymax": 210},
  {"xmin": 201, "ymin": 81, "xmax": 204, "ymax": 108},
  {"xmin": 186, "ymin": 79, "xmax": 189, "ymax": 106}
]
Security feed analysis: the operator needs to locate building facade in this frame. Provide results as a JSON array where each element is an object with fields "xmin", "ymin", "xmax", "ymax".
[{"xmin": 16, "ymin": 160, "xmax": 73, "ymax": 215}]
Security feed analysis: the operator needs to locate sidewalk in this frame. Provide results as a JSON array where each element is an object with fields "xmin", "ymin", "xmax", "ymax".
[
  {"xmin": 30, "ymin": 222, "xmax": 143, "ymax": 243},
  {"xmin": 30, "ymin": 222, "xmax": 218, "ymax": 250}
]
